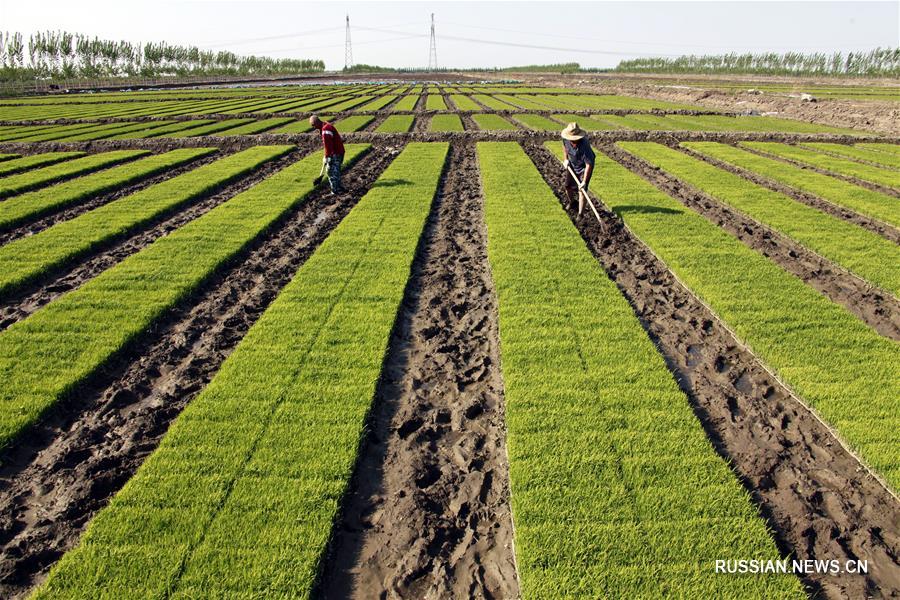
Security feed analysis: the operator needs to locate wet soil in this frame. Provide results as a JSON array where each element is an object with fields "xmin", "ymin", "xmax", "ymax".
[
  {"xmin": 317, "ymin": 143, "xmax": 519, "ymax": 600},
  {"xmin": 0, "ymin": 146, "xmax": 401, "ymax": 599},
  {"xmin": 606, "ymin": 143, "xmax": 900, "ymax": 341},
  {"xmin": 524, "ymin": 141, "xmax": 900, "ymax": 600}
]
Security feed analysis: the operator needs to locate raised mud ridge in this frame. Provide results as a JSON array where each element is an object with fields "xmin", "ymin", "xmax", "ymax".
[
  {"xmin": 0, "ymin": 146, "xmax": 402, "ymax": 599},
  {"xmin": 606, "ymin": 143, "xmax": 900, "ymax": 342},
  {"xmin": 523, "ymin": 141, "xmax": 900, "ymax": 600},
  {"xmin": 317, "ymin": 143, "xmax": 519, "ymax": 600}
]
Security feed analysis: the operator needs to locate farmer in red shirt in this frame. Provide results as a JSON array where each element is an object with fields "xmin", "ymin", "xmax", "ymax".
[{"xmin": 309, "ymin": 115, "xmax": 346, "ymax": 195}]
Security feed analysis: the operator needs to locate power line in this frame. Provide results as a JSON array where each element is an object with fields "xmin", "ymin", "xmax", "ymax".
[
  {"xmin": 355, "ymin": 26, "xmax": 685, "ymax": 57},
  {"xmin": 441, "ymin": 22, "xmax": 889, "ymax": 52},
  {"xmin": 198, "ymin": 26, "xmax": 344, "ymax": 49}
]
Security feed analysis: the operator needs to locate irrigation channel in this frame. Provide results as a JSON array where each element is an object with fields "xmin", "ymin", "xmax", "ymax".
[{"xmin": 0, "ymin": 101, "xmax": 898, "ymax": 598}]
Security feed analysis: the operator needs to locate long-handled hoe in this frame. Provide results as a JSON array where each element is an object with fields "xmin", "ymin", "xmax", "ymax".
[
  {"xmin": 312, "ymin": 156, "xmax": 326, "ymax": 186},
  {"xmin": 564, "ymin": 162, "xmax": 605, "ymax": 233}
]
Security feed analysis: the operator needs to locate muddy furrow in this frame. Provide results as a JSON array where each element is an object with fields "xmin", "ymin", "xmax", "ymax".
[
  {"xmin": 0, "ymin": 150, "xmax": 225, "ymax": 246},
  {"xmin": 365, "ymin": 114, "xmax": 389, "ymax": 132},
  {"xmin": 0, "ymin": 145, "xmax": 402, "ymax": 599},
  {"xmin": 739, "ymin": 144, "xmax": 900, "ymax": 199},
  {"xmin": 523, "ymin": 141, "xmax": 900, "ymax": 600},
  {"xmin": 317, "ymin": 143, "xmax": 519, "ymax": 600},
  {"xmin": 412, "ymin": 115, "xmax": 430, "ymax": 133},
  {"xmin": 0, "ymin": 147, "xmax": 313, "ymax": 332},
  {"xmin": 677, "ymin": 144, "xmax": 900, "ymax": 244},
  {"xmin": 460, "ymin": 113, "xmax": 478, "ymax": 131},
  {"xmin": 605, "ymin": 143, "xmax": 900, "ymax": 341}
]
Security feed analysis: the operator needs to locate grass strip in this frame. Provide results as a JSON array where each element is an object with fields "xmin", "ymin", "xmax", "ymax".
[
  {"xmin": 332, "ymin": 115, "xmax": 374, "ymax": 132},
  {"xmin": 0, "ymin": 150, "xmax": 148, "ymax": 199},
  {"xmin": 320, "ymin": 96, "xmax": 374, "ymax": 113},
  {"xmin": 0, "ymin": 152, "xmax": 85, "ymax": 177},
  {"xmin": 495, "ymin": 94, "xmax": 552, "ymax": 110},
  {"xmin": 167, "ymin": 119, "xmax": 253, "ymax": 138},
  {"xmin": 742, "ymin": 142, "xmax": 900, "ymax": 189},
  {"xmin": 0, "ymin": 144, "xmax": 366, "ymax": 455},
  {"xmin": 217, "ymin": 118, "xmax": 295, "ymax": 136},
  {"xmin": 52, "ymin": 122, "xmax": 176, "ymax": 142},
  {"xmin": 471, "ymin": 114, "xmax": 519, "ymax": 130},
  {"xmin": 0, "ymin": 146, "xmax": 292, "ymax": 298},
  {"xmin": 684, "ymin": 142, "xmax": 900, "ymax": 228},
  {"xmin": 0, "ymin": 123, "xmax": 103, "ymax": 142},
  {"xmin": 428, "ymin": 114, "xmax": 464, "ymax": 132},
  {"xmin": 801, "ymin": 143, "xmax": 900, "ymax": 170},
  {"xmin": 0, "ymin": 153, "xmax": 19, "ymax": 162},
  {"xmin": 389, "ymin": 95, "xmax": 419, "ymax": 111},
  {"xmin": 374, "ymin": 115, "xmax": 414, "ymax": 132},
  {"xmin": 481, "ymin": 142, "xmax": 804, "ymax": 598},
  {"xmin": 33, "ymin": 142, "xmax": 447, "ymax": 599},
  {"xmin": 270, "ymin": 119, "xmax": 314, "ymax": 134},
  {"xmin": 858, "ymin": 143, "xmax": 900, "ymax": 156},
  {"xmin": 448, "ymin": 94, "xmax": 481, "ymax": 110},
  {"xmin": 425, "ymin": 95, "xmax": 448, "ymax": 111},
  {"xmin": 472, "ymin": 94, "xmax": 518, "ymax": 110},
  {"xmin": 103, "ymin": 121, "xmax": 194, "ymax": 140},
  {"xmin": 356, "ymin": 95, "xmax": 397, "ymax": 111},
  {"xmin": 548, "ymin": 141, "xmax": 900, "ymax": 489},
  {"xmin": 620, "ymin": 142, "xmax": 900, "ymax": 296},
  {"xmin": 0, "ymin": 149, "xmax": 216, "ymax": 231},
  {"xmin": 554, "ymin": 114, "xmax": 623, "ymax": 130},
  {"xmin": 511, "ymin": 114, "xmax": 562, "ymax": 131}
]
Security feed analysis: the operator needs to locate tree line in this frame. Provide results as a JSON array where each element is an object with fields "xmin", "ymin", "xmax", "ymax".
[
  {"xmin": 613, "ymin": 48, "xmax": 900, "ymax": 77},
  {"xmin": 0, "ymin": 30, "xmax": 325, "ymax": 81}
]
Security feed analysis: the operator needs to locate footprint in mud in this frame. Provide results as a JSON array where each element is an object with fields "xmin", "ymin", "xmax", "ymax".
[
  {"xmin": 398, "ymin": 417, "xmax": 424, "ymax": 439},
  {"xmin": 416, "ymin": 465, "xmax": 441, "ymax": 489}
]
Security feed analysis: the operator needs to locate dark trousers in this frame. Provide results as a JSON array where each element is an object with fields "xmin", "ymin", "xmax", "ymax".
[{"xmin": 326, "ymin": 153, "xmax": 344, "ymax": 192}]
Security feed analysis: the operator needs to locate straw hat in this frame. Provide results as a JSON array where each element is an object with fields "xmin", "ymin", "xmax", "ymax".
[{"xmin": 561, "ymin": 122, "xmax": 586, "ymax": 141}]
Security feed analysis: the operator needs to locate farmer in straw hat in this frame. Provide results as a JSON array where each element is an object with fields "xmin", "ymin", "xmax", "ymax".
[{"xmin": 560, "ymin": 122, "xmax": 595, "ymax": 216}]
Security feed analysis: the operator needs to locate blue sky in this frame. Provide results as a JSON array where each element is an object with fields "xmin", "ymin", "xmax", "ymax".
[{"xmin": 2, "ymin": 1, "xmax": 898, "ymax": 70}]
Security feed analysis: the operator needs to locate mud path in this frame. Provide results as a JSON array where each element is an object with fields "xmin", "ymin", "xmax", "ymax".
[
  {"xmin": 412, "ymin": 115, "xmax": 430, "ymax": 133},
  {"xmin": 317, "ymin": 143, "xmax": 519, "ymax": 600},
  {"xmin": 0, "ymin": 146, "xmax": 402, "ymax": 600},
  {"xmin": 0, "ymin": 146, "xmax": 313, "ymax": 331},
  {"xmin": 678, "ymin": 144, "xmax": 900, "ymax": 244},
  {"xmin": 0, "ymin": 150, "xmax": 223, "ymax": 246},
  {"xmin": 737, "ymin": 143, "xmax": 900, "ymax": 199},
  {"xmin": 524, "ymin": 141, "xmax": 900, "ymax": 600},
  {"xmin": 606, "ymin": 143, "xmax": 900, "ymax": 341}
]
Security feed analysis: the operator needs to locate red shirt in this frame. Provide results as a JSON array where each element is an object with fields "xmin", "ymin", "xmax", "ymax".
[{"xmin": 320, "ymin": 122, "xmax": 344, "ymax": 157}]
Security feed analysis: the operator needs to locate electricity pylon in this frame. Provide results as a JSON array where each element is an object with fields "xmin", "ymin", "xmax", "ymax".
[
  {"xmin": 427, "ymin": 13, "xmax": 437, "ymax": 70},
  {"xmin": 344, "ymin": 14, "xmax": 353, "ymax": 70}
]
